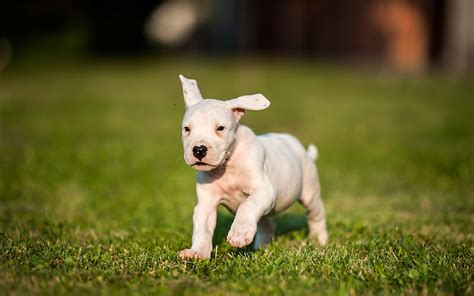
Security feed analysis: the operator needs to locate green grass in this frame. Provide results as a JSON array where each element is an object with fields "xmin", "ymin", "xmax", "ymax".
[{"xmin": 0, "ymin": 57, "xmax": 473, "ymax": 295}]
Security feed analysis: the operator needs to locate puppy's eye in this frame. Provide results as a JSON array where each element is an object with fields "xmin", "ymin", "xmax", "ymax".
[
  {"xmin": 216, "ymin": 126, "xmax": 225, "ymax": 131},
  {"xmin": 183, "ymin": 126, "xmax": 190, "ymax": 132}
]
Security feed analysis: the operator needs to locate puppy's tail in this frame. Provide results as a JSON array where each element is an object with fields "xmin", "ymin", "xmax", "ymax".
[{"xmin": 307, "ymin": 144, "xmax": 318, "ymax": 162}]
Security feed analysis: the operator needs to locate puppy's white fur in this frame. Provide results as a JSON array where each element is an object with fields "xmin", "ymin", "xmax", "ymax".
[{"xmin": 178, "ymin": 75, "xmax": 328, "ymax": 260}]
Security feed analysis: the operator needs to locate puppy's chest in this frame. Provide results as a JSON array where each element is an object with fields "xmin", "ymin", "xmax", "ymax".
[{"xmin": 213, "ymin": 174, "xmax": 251, "ymax": 213}]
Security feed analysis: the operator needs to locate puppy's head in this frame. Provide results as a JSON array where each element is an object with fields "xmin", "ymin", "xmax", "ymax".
[{"xmin": 179, "ymin": 74, "xmax": 270, "ymax": 171}]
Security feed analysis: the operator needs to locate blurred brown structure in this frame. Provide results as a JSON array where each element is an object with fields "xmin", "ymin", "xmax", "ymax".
[
  {"xmin": 242, "ymin": 0, "xmax": 468, "ymax": 72},
  {"xmin": 0, "ymin": 0, "xmax": 472, "ymax": 73}
]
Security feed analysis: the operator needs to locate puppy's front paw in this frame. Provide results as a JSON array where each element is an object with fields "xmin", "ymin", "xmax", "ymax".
[
  {"xmin": 178, "ymin": 249, "xmax": 210, "ymax": 260},
  {"xmin": 227, "ymin": 221, "xmax": 257, "ymax": 248}
]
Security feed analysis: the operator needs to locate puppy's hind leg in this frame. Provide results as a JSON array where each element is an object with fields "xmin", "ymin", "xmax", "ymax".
[
  {"xmin": 301, "ymin": 193, "xmax": 328, "ymax": 246},
  {"xmin": 253, "ymin": 216, "xmax": 275, "ymax": 249},
  {"xmin": 300, "ymin": 160, "xmax": 328, "ymax": 246}
]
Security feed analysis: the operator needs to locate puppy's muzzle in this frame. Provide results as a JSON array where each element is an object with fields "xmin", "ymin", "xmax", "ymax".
[{"xmin": 192, "ymin": 145, "xmax": 208, "ymax": 160}]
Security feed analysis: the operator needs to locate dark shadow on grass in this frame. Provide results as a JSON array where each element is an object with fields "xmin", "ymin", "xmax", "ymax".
[
  {"xmin": 213, "ymin": 211, "xmax": 233, "ymax": 246},
  {"xmin": 273, "ymin": 213, "xmax": 308, "ymax": 237},
  {"xmin": 213, "ymin": 211, "xmax": 308, "ymax": 255}
]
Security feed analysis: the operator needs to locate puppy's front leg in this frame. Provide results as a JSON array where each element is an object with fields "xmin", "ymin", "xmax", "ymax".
[
  {"xmin": 179, "ymin": 187, "xmax": 219, "ymax": 260},
  {"xmin": 227, "ymin": 184, "xmax": 275, "ymax": 248}
]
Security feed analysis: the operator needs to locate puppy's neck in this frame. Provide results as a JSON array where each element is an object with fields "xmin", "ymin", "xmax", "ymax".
[{"xmin": 227, "ymin": 124, "xmax": 256, "ymax": 162}]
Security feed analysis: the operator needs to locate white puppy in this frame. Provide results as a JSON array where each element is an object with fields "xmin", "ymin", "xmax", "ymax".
[{"xmin": 178, "ymin": 75, "xmax": 328, "ymax": 260}]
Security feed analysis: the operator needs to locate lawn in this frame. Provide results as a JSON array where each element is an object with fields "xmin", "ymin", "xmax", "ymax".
[{"xmin": 0, "ymin": 57, "xmax": 473, "ymax": 294}]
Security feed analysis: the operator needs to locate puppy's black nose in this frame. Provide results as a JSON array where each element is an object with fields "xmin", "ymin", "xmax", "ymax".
[{"xmin": 192, "ymin": 145, "xmax": 208, "ymax": 160}]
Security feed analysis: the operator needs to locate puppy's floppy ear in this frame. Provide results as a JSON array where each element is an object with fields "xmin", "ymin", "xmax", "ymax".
[
  {"xmin": 226, "ymin": 94, "xmax": 270, "ymax": 120},
  {"xmin": 179, "ymin": 74, "xmax": 203, "ymax": 109}
]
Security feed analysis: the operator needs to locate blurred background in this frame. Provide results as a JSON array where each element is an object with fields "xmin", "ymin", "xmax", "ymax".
[{"xmin": 0, "ymin": 0, "xmax": 473, "ymax": 73}]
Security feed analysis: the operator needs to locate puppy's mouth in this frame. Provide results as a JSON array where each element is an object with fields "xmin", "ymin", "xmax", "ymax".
[{"xmin": 191, "ymin": 161, "xmax": 217, "ymax": 168}]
